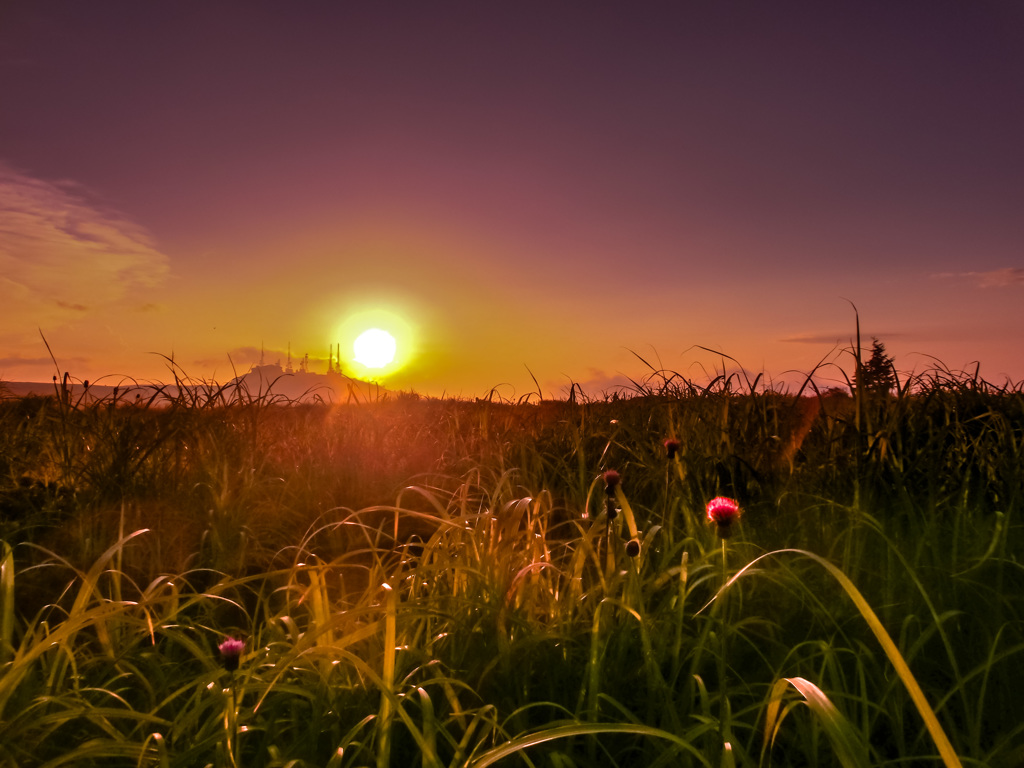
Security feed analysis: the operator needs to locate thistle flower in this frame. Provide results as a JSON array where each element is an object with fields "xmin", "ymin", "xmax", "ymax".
[
  {"xmin": 218, "ymin": 637, "xmax": 245, "ymax": 672},
  {"xmin": 664, "ymin": 438, "xmax": 681, "ymax": 459},
  {"xmin": 706, "ymin": 496, "xmax": 741, "ymax": 538},
  {"xmin": 602, "ymin": 470, "xmax": 620, "ymax": 495}
]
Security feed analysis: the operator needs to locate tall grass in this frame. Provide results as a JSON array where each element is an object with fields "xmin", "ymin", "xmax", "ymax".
[{"xmin": 0, "ymin": 357, "xmax": 1021, "ymax": 765}]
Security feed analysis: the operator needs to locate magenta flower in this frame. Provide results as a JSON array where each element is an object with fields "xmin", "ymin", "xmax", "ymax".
[
  {"xmin": 602, "ymin": 470, "xmax": 621, "ymax": 496},
  {"xmin": 706, "ymin": 496, "xmax": 741, "ymax": 538},
  {"xmin": 218, "ymin": 637, "xmax": 245, "ymax": 672},
  {"xmin": 664, "ymin": 438, "xmax": 681, "ymax": 459}
]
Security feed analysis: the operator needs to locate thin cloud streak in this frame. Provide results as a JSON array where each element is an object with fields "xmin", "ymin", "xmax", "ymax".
[
  {"xmin": 968, "ymin": 268, "xmax": 1024, "ymax": 288},
  {"xmin": 781, "ymin": 332, "xmax": 904, "ymax": 345},
  {"xmin": 0, "ymin": 353, "xmax": 88, "ymax": 377},
  {"xmin": 0, "ymin": 355, "xmax": 55, "ymax": 369},
  {"xmin": 0, "ymin": 164, "xmax": 170, "ymax": 327},
  {"xmin": 932, "ymin": 268, "xmax": 1024, "ymax": 288},
  {"xmin": 780, "ymin": 334, "xmax": 847, "ymax": 345}
]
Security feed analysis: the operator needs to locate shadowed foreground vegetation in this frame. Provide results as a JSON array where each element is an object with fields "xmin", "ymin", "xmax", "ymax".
[{"xmin": 1, "ymin": 360, "xmax": 1022, "ymax": 767}]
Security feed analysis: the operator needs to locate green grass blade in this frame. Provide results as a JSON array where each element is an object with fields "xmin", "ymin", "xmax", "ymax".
[
  {"xmin": 0, "ymin": 542, "xmax": 13, "ymax": 665},
  {"xmin": 377, "ymin": 581, "xmax": 397, "ymax": 768},
  {"xmin": 716, "ymin": 548, "xmax": 964, "ymax": 768},
  {"xmin": 468, "ymin": 722, "xmax": 712, "ymax": 768},
  {"xmin": 763, "ymin": 676, "xmax": 870, "ymax": 768}
]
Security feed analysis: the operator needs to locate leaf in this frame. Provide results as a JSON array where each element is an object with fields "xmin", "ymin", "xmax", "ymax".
[{"xmin": 763, "ymin": 676, "xmax": 869, "ymax": 768}]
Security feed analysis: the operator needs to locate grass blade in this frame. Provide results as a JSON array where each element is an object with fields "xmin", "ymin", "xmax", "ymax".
[
  {"xmin": 714, "ymin": 548, "xmax": 964, "ymax": 768},
  {"xmin": 0, "ymin": 542, "xmax": 13, "ymax": 665},
  {"xmin": 468, "ymin": 721, "xmax": 712, "ymax": 768},
  {"xmin": 763, "ymin": 676, "xmax": 869, "ymax": 768}
]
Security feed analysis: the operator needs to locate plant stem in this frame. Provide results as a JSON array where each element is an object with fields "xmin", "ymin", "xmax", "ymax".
[
  {"xmin": 719, "ymin": 537, "xmax": 732, "ymax": 751},
  {"xmin": 225, "ymin": 674, "xmax": 239, "ymax": 768}
]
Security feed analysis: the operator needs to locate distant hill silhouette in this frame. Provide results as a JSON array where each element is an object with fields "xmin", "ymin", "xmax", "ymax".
[{"xmin": 1, "ymin": 364, "xmax": 385, "ymax": 404}]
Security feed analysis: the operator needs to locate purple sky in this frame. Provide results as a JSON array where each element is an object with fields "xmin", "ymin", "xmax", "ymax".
[{"xmin": 2, "ymin": 2, "xmax": 1022, "ymax": 397}]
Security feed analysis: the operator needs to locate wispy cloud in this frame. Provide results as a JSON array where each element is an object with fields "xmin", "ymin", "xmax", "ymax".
[
  {"xmin": 0, "ymin": 164, "xmax": 170, "ymax": 327},
  {"xmin": 780, "ymin": 333, "xmax": 846, "ymax": 345},
  {"xmin": 780, "ymin": 331, "xmax": 903, "ymax": 345},
  {"xmin": 0, "ymin": 355, "xmax": 55, "ymax": 368},
  {"xmin": 55, "ymin": 300, "xmax": 89, "ymax": 312},
  {"xmin": 0, "ymin": 353, "xmax": 88, "ymax": 379},
  {"xmin": 932, "ymin": 268, "xmax": 1024, "ymax": 288}
]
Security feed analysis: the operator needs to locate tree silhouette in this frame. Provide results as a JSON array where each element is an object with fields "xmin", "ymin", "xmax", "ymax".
[{"xmin": 861, "ymin": 337, "xmax": 896, "ymax": 394}]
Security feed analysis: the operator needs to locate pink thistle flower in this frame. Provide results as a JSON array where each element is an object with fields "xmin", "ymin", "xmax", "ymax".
[
  {"xmin": 602, "ymin": 470, "xmax": 621, "ymax": 496},
  {"xmin": 664, "ymin": 438, "xmax": 681, "ymax": 459},
  {"xmin": 706, "ymin": 496, "xmax": 741, "ymax": 538},
  {"xmin": 218, "ymin": 637, "xmax": 245, "ymax": 672}
]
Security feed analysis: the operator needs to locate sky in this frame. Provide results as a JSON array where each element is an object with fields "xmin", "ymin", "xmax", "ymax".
[{"xmin": 2, "ymin": 1, "xmax": 1023, "ymax": 399}]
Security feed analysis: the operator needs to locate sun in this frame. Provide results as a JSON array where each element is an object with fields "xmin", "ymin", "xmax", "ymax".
[
  {"xmin": 353, "ymin": 328, "xmax": 397, "ymax": 369},
  {"xmin": 335, "ymin": 306, "xmax": 414, "ymax": 377}
]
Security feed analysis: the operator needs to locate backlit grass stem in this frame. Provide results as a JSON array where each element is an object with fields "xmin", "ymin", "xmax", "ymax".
[{"xmin": 711, "ymin": 548, "xmax": 964, "ymax": 768}]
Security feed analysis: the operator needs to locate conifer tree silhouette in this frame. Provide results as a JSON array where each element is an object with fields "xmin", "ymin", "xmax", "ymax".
[{"xmin": 861, "ymin": 337, "xmax": 896, "ymax": 394}]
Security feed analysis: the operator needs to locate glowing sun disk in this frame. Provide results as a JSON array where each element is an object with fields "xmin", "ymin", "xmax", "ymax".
[{"xmin": 353, "ymin": 328, "xmax": 396, "ymax": 368}]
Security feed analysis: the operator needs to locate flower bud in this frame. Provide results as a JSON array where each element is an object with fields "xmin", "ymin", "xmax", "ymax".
[{"xmin": 602, "ymin": 470, "xmax": 620, "ymax": 496}]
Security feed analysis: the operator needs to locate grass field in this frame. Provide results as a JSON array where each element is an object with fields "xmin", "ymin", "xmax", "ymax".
[{"xmin": 1, "ymin": 358, "xmax": 1022, "ymax": 767}]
